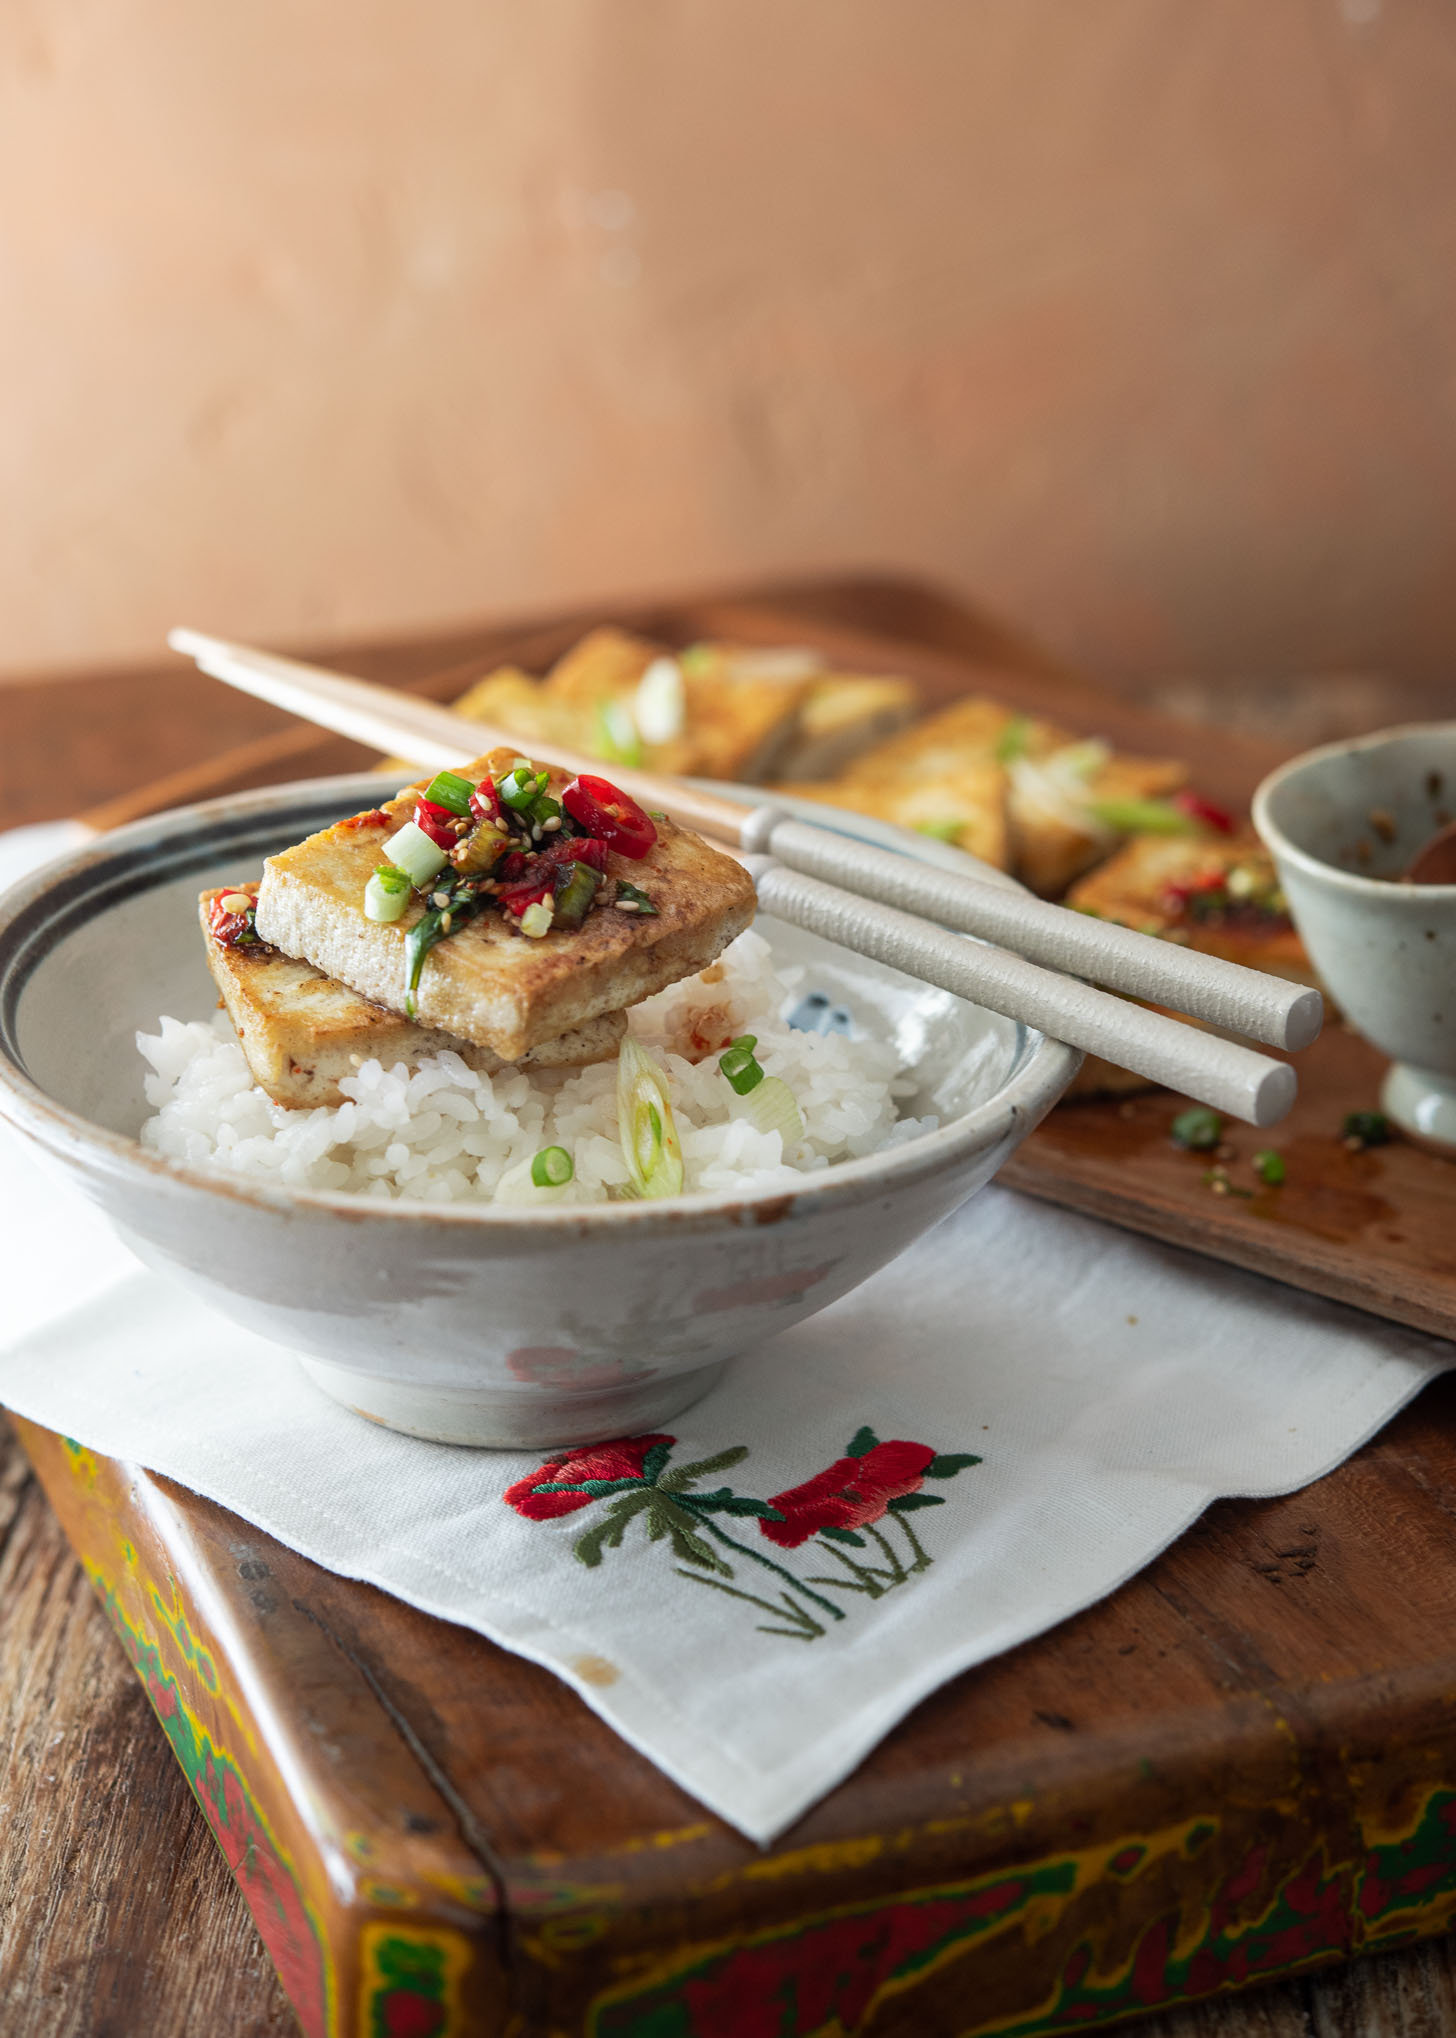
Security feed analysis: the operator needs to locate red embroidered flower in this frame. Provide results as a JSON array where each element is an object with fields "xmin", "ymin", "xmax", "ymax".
[
  {"xmin": 758, "ymin": 1440, "xmax": 937, "ymax": 1549},
  {"xmin": 504, "ymin": 1434, "xmax": 676, "ymax": 1520}
]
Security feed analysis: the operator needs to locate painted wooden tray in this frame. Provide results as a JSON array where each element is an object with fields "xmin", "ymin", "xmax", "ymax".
[{"xmin": 17, "ymin": 1374, "xmax": 1456, "ymax": 2038}]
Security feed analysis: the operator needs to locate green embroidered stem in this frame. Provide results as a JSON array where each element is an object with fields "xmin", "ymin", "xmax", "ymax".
[
  {"xmin": 678, "ymin": 1507, "xmax": 845, "ymax": 1622},
  {"xmin": 892, "ymin": 1509, "xmax": 933, "ymax": 1573},
  {"xmin": 805, "ymin": 1538, "xmax": 890, "ymax": 1598},
  {"xmin": 863, "ymin": 1522, "xmax": 910, "ymax": 1584},
  {"xmin": 676, "ymin": 1570, "xmax": 825, "ymax": 1641}
]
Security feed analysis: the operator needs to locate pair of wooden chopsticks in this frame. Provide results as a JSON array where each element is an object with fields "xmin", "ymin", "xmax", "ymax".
[{"xmin": 168, "ymin": 629, "xmax": 1321, "ymax": 1126}]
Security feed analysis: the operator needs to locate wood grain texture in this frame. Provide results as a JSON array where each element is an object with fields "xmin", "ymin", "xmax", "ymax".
[{"xmin": 0, "ymin": 1421, "xmax": 293, "ymax": 2035}]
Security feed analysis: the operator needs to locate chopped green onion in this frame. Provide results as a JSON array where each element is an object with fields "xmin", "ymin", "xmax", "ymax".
[
  {"xmin": 634, "ymin": 657, "xmax": 686, "ymax": 744},
  {"xmin": 1088, "ymin": 798, "xmax": 1199, "ymax": 836},
  {"xmin": 595, "ymin": 699, "xmax": 642, "ymax": 767},
  {"xmin": 616, "ymin": 1038, "xmax": 684, "ymax": 1198},
  {"xmin": 614, "ymin": 879, "xmax": 657, "ymax": 915},
  {"xmin": 678, "ymin": 642, "xmax": 714, "ymax": 678},
  {"xmin": 914, "ymin": 818, "xmax": 963, "ymax": 842},
  {"xmin": 384, "ymin": 820, "xmax": 449, "ymax": 888},
  {"xmin": 1171, "ymin": 1106, "xmax": 1223, "ymax": 1151},
  {"xmin": 735, "ymin": 1073, "xmax": 804, "ymax": 1146},
  {"xmin": 531, "ymin": 1146, "xmax": 574, "ymax": 1188},
  {"xmin": 528, "ymin": 794, "xmax": 563, "ymax": 828},
  {"xmin": 451, "ymin": 819, "xmax": 510, "ymax": 875},
  {"xmin": 1052, "ymin": 739, "xmax": 1111, "ymax": 780},
  {"xmin": 719, "ymin": 1041, "xmax": 764, "ymax": 1094},
  {"xmin": 552, "ymin": 860, "xmax": 601, "ymax": 929},
  {"xmin": 519, "ymin": 899, "xmax": 554, "ymax": 939},
  {"xmin": 994, "ymin": 715, "xmax": 1030, "ymax": 763},
  {"xmin": 364, "ymin": 866, "xmax": 411, "ymax": 923},
  {"xmin": 647, "ymin": 809, "xmax": 666, "ymax": 821},
  {"xmin": 498, "ymin": 765, "xmax": 547, "ymax": 811},
  {"xmin": 422, "ymin": 769, "xmax": 474, "ymax": 816},
  {"xmin": 1342, "ymin": 1110, "xmax": 1390, "ymax": 1149},
  {"xmin": 401, "ymin": 886, "xmax": 486, "ymax": 1016},
  {"xmin": 1254, "ymin": 1150, "xmax": 1286, "ymax": 1185}
]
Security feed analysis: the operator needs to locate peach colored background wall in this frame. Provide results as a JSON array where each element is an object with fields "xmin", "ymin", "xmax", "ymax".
[{"xmin": 3, "ymin": 1, "xmax": 1455, "ymax": 685}]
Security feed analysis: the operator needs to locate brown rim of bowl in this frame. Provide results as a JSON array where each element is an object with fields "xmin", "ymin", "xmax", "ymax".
[
  {"xmin": 0, "ymin": 774, "xmax": 1082, "ymax": 1231},
  {"xmin": 1252, "ymin": 722, "xmax": 1456, "ymax": 902}
]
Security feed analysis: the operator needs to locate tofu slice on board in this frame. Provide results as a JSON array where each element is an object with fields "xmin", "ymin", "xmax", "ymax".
[
  {"xmin": 201, "ymin": 888, "xmax": 628, "ymax": 1110},
  {"xmin": 253, "ymin": 752, "xmax": 756, "ymax": 1061}
]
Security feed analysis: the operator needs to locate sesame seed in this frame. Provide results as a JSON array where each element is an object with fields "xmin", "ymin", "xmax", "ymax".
[
  {"xmin": 431, "ymin": 891, "xmax": 449, "ymax": 908},
  {"xmin": 531, "ymin": 824, "xmax": 543, "ymax": 841},
  {"xmin": 543, "ymin": 816, "xmax": 562, "ymax": 831},
  {"xmin": 219, "ymin": 892, "xmax": 253, "ymax": 913},
  {"xmin": 441, "ymin": 912, "xmax": 453, "ymax": 933},
  {"xmin": 349, "ymin": 1053, "xmax": 364, "ymax": 1067},
  {"xmin": 616, "ymin": 899, "xmax": 638, "ymax": 911}
]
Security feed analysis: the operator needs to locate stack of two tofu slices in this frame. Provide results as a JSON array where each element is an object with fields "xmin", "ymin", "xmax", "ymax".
[{"xmin": 200, "ymin": 750, "xmax": 756, "ymax": 1110}]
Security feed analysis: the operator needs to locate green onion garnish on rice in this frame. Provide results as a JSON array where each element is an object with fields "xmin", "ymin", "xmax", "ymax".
[
  {"xmin": 719, "ymin": 1036, "xmax": 764, "ymax": 1095},
  {"xmin": 616, "ymin": 1038, "xmax": 683, "ymax": 1198},
  {"xmin": 735, "ymin": 1073, "xmax": 804, "ymax": 1146},
  {"xmin": 531, "ymin": 1146, "xmax": 574, "ymax": 1188}
]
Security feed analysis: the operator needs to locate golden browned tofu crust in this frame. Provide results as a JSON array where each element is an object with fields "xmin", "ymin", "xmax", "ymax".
[
  {"xmin": 200, "ymin": 888, "xmax": 627, "ymax": 1109},
  {"xmin": 774, "ymin": 763, "xmax": 1011, "ymax": 872},
  {"xmin": 252, "ymin": 753, "xmax": 756, "ymax": 1060},
  {"xmin": 1066, "ymin": 834, "xmax": 1317, "ymax": 985}
]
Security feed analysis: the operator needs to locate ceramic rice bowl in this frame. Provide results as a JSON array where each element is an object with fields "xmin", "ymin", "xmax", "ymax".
[{"xmin": 0, "ymin": 776, "xmax": 1080, "ymax": 1448}]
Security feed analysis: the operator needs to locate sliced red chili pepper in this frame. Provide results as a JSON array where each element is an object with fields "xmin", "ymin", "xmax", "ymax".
[
  {"xmin": 561, "ymin": 776, "xmax": 656, "ymax": 860},
  {"xmin": 497, "ymin": 874, "xmax": 554, "ymax": 916},
  {"xmin": 338, "ymin": 806, "xmax": 391, "ymax": 831},
  {"xmin": 539, "ymin": 834, "xmax": 610, "ymax": 873},
  {"xmin": 414, "ymin": 799, "xmax": 459, "ymax": 850},
  {"xmin": 1173, "ymin": 790, "xmax": 1235, "ymax": 836}
]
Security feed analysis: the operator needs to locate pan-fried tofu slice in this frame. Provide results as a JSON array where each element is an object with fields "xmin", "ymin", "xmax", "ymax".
[
  {"xmin": 545, "ymin": 628, "xmax": 810, "ymax": 781},
  {"xmin": 772, "ymin": 697, "xmax": 1017, "ymax": 869},
  {"xmin": 377, "ymin": 668, "xmax": 579, "ymax": 777},
  {"xmin": 773, "ymin": 760, "xmax": 1010, "ymax": 872},
  {"xmin": 1061, "ymin": 834, "xmax": 1319, "ymax": 1101},
  {"xmin": 1004, "ymin": 735, "xmax": 1189, "ymax": 898},
  {"xmin": 770, "ymin": 673, "xmax": 919, "ymax": 781},
  {"xmin": 200, "ymin": 887, "xmax": 627, "ymax": 1109},
  {"xmin": 1066, "ymin": 834, "xmax": 1317, "ymax": 985},
  {"xmin": 253, "ymin": 752, "xmax": 756, "ymax": 1060}
]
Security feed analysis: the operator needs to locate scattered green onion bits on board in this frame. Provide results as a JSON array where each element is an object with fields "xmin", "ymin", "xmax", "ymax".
[
  {"xmin": 531, "ymin": 1146, "xmax": 574, "ymax": 1189},
  {"xmin": 1342, "ymin": 1110, "xmax": 1391, "ymax": 1150},
  {"xmin": 1254, "ymin": 1149, "xmax": 1286, "ymax": 1186},
  {"xmin": 1171, "ymin": 1106, "xmax": 1223, "ymax": 1152}
]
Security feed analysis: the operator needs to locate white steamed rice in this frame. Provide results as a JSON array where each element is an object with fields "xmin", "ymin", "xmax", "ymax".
[{"xmin": 137, "ymin": 930, "xmax": 938, "ymax": 1205}]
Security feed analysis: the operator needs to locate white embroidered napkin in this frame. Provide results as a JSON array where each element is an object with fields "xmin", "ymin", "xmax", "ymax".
[{"xmin": 0, "ymin": 1121, "xmax": 1447, "ymax": 1844}]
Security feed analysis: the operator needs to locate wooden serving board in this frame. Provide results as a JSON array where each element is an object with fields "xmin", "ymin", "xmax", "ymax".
[
  {"xmin": 12, "ymin": 579, "xmax": 1456, "ymax": 2035},
  {"xmin": 60, "ymin": 580, "xmax": 1451, "ymax": 1339}
]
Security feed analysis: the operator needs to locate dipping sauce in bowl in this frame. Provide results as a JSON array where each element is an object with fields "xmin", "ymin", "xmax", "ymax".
[{"xmin": 1253, "ymin": 724, "xmax": 1456, "ymax": 1152}]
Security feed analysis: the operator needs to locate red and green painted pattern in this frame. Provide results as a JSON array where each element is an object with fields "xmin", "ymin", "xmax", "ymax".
[
  {"xmin": 586, "ymin": 1790, "xmax": 1456, "ymax": 2038},
  {"xmin": 85, "ymin": 1564, "xmax": 334, "ymax": 2038},
  {"xmin": 359, "ymin": 1922, "xmax": 470, "ymax": 2038}
]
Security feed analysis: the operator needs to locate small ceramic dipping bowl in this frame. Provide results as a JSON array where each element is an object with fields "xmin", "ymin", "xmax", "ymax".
[
  {"xmin": 1252, "ymin": 724, "xmax": 1456, "ymax": 1150},
  {"xmin": 0, "ymin": 774, "xmax": 1079, "ymax": 1448}
]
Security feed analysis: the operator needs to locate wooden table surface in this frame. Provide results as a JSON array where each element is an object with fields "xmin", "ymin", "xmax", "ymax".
[{"xmin": 1, "ymin": 578, "xmax": 1453, "ymax": 2036}]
